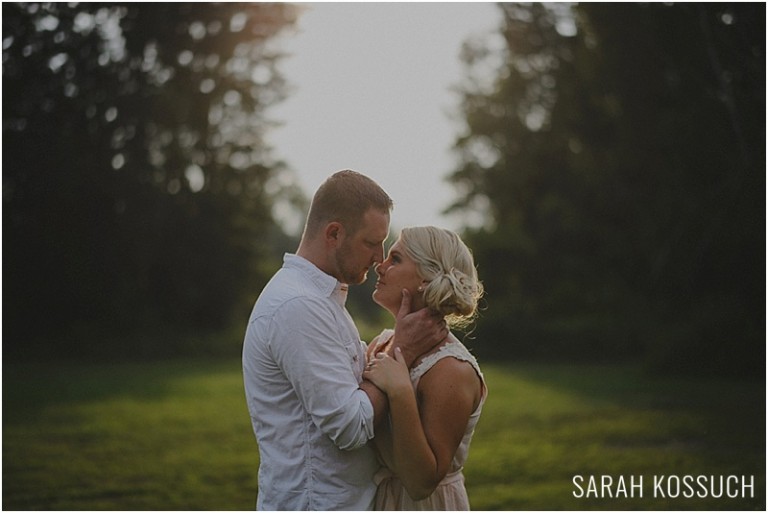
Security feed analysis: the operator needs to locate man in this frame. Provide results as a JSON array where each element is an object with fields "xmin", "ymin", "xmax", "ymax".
[{"xmin": 243, "ymin": 170, "xmax": 447, "ymax": 510}]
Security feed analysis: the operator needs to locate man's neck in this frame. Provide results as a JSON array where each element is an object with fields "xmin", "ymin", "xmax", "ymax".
[{"xmin": 296, "ymin": 239, "xmax": 334, "ymax": 278}]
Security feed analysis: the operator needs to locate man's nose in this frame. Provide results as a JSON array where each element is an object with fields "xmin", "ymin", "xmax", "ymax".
[{"xmin": 374, "ymin": 246, "xmax": 385, "ymax": 264}]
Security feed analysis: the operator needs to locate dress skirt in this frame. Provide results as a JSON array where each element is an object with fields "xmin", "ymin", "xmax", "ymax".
[{"xmin": 373, "ymin": 467, "xmax": 470, "ymax": 510}]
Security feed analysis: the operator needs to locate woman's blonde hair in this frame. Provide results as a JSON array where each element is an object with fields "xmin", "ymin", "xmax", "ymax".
[{"xmin": 399, "ymin": 226, "xmax": 484, "ymax": 329}]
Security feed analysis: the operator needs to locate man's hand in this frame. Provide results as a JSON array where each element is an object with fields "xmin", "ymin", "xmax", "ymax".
[{"xmin": 391, "ymin": 289, "xmax": 448, "ymax": 367}]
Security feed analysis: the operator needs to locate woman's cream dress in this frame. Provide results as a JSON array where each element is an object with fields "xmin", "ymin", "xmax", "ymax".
[{"xmin": 370, "ymin": 329, "xmax": 488, "ymax": 511}]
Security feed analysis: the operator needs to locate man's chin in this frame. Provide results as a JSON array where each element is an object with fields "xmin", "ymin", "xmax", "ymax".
[
  {"xmin": 342, "ymin": 270, "xmax": 368, "ymax": 286},
  {"xmin": 354, "ymin": 270, "xmax": 369, "ymax": 285}
]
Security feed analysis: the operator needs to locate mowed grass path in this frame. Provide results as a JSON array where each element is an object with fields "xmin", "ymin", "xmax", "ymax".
[{"xmin": 3, "ymin": 359, "xmax": 765, "ymax": 510}]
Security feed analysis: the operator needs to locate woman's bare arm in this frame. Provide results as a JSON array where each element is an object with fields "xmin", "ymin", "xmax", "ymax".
[{"xmin": 364, "ymin": 349, "xmax": 481, "ymax": 500}]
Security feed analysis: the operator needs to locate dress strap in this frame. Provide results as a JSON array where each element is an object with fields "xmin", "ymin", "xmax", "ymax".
[
  {"xmin": 372, "ymin": 328, "xmax": 395, "ymax": 353},
  {"xmin": 409, "ymin": 337, "xmax": 483, "ymax": 384}
]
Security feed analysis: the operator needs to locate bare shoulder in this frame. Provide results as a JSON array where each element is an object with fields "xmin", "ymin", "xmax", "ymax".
[
  {"xmin": 425, "ymin": 354, "xmax": 480, "ymax": 381},
  {"xmin": 417, "ymin": 354, "xmax": 482, "ymax": 408}
]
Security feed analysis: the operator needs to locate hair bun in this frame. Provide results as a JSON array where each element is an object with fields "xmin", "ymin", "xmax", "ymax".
[
  {"xmin": 431, "ymin": 267, "xmax": 481, "ymax": 318},
  {"xmin": 400, "ymin": 226, "xmax": 484, "ymax": 330}
]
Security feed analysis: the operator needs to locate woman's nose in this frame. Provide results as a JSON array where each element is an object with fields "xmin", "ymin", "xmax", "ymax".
[{"xmin": 375, "ymin": 262, "xmax": 386, "ymax": 277}]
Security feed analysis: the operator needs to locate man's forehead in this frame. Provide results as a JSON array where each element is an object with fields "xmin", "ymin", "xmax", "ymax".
[{"xmin": 361, "ymin": 208, "xmax": 390, "ymax": 239}]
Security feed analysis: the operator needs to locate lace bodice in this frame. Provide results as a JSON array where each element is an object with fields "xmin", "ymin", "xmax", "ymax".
[{"xmin": 409, "ymin": 336, "xmax": 484, "ymax": 388}]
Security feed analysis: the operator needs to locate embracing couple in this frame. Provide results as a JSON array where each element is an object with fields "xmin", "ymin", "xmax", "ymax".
[{"xmin": 243, "ymin": 170, "xmax": 487, "ymax": 510}]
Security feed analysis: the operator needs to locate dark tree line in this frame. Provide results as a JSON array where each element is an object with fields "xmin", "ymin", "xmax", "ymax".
[
  {"xmin": 4, "ymin": 3, "xmax": 764, "ymax": 374},
  {"xmin": 448, "ymin": 3, "xmax": 765, "ymax": 376},
  {"xmin": 3, "ymin": 3, "xmax": 304, "ymax": 359}
]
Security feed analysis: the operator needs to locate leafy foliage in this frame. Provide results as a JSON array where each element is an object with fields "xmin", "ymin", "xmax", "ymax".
[
  {"xmin": 449, "ymin": 4, "xmax": 765, "ymax": 375},
  {"xmin": 3, "ymin": 3, "xmax": 304, "ymax": 358}
]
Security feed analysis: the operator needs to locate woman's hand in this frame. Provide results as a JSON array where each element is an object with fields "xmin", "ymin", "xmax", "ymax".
[{"xmin": 363, "ymin": 347, "xmax": 412, "ymax": 396}]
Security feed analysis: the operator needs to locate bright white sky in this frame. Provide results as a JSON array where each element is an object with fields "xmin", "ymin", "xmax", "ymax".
[{"xmin": 267, "ymin": 2, "xmax": 501, "ymax": 235}]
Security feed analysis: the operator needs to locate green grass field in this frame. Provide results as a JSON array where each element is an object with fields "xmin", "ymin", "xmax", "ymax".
[{"xmin": 3, "ymin": 359, "xmax": 765, "ymax": 510}]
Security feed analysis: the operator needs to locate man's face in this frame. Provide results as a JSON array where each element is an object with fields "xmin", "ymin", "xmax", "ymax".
[{"xmin": 334, "ymin": 208, "xmax": 390, "ymax": 285}]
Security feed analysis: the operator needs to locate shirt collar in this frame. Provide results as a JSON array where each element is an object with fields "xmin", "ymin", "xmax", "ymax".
[{"xmin": 283, "ymin": 253, "xmax": 348, "ymax": 306}]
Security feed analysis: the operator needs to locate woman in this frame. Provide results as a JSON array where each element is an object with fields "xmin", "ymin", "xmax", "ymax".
[{"xmin": 363, "ymin": 226, "xmax": 487, "ymax": 510}]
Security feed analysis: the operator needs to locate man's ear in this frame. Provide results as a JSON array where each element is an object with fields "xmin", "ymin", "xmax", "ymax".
[{"xmin": 324, "ymin": 221, "xmax": 344, "ymax": 247}]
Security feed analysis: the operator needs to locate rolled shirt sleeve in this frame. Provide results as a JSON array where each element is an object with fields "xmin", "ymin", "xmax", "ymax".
[{"xmin": 271, "ymin": 295, "xmax": 374, "ymax": 450}]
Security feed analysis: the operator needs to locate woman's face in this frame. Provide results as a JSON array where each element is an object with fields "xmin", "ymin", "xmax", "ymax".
[{"xmin": 372, "ymin": 237, "xmax": 425, "ymax": 315}]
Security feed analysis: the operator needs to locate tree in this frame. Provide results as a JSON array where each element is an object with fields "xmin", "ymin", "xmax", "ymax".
[
  {"xmin": 448, "ymin": 3, "xmax": 764, "ymax": 375},
  {"xmin": 3, "ymin": 3, "xmax": 304, "ymax": 358}
]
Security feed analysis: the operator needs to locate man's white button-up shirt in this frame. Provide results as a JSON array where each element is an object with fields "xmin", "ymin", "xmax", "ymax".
[{"xmin": 243, "ymin": 253, "xmax": 378, "ymax": 511}]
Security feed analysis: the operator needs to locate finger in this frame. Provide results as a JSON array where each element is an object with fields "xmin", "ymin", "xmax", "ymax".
[
  {"xmin": 394, "ymin": 347, "xmax": 406, "ymax": 364},
  {"xmin": 397, "ymin": 289, "xmax": 412, "ymax": 319}
]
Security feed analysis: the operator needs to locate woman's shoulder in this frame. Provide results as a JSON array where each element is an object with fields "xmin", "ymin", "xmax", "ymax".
[
  {"xmin": 410, "ymin": 336, "xmax": 481, "ymax": 381},
  {"xmin": 372, "ymin": 328, "xmax": 394, "ymax": 344},
  {"xmin": 415, "ymin": 342, "xmax": 486, "ymax": 410},
  {"xmin": 367, "ymin": 328, "xmax": 394, "ymax": 354},
  {"xmin": 442, "ymin": 336, "xmax": 481, "ymax": 365},
  {"xmin": 414, "ymin": 334, "xmax": 480, "ymax": 368}
]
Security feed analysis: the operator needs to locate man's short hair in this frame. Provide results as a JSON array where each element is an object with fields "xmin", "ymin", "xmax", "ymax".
[{"xmin": 303, "ymin": 170, "xmax": 393, "ymax": 237}]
